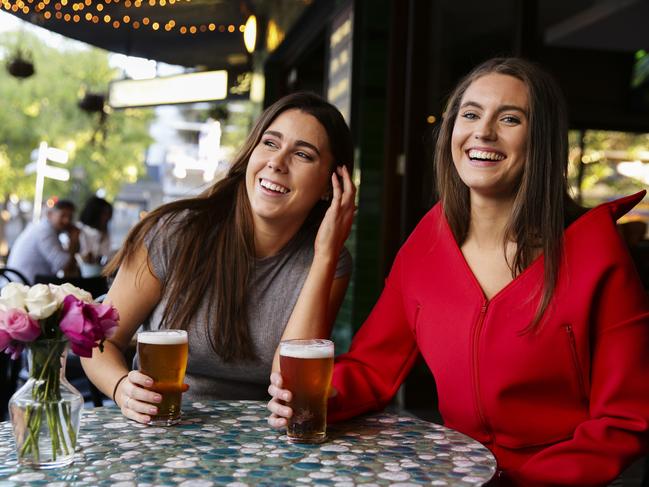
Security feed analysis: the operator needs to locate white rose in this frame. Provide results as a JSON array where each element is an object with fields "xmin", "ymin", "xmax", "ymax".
[
  {"xmin": 25, "ymin": 284, "xmax": 60, "ymax": 320},
  {"xmin": 0, "ymin": 283, "xmax": 30, "ymax": 310},
  {"xmin": 49, "ymin": 283, "xmax": 93, "ymax": 304}
]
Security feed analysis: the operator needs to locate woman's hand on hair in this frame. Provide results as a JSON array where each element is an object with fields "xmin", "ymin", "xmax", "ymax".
[{"xmin": 314, "ymin": 165, "xmax": 357, "ymax": 259}]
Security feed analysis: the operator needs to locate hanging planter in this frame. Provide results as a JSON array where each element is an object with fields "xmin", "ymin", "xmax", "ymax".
[
  {"xmin": 78, "ymin": 93, "xmax": 105, "ymax": 113},
  {"xmin": 79, "ymin": 92, "xmax": 108, "ymax": 145},
  {"xmin": 6, "ymin": 51, "xmax": 35, "ymax": 79}
]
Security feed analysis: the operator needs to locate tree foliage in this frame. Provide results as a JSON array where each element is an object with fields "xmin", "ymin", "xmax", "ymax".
[
  {"xmin": 568, "ymin": 130, "xmax": 649, "ymax": 205},
  {"xmin": 0, "ymin": 30, "xmax": 153, "ymax": 205}
]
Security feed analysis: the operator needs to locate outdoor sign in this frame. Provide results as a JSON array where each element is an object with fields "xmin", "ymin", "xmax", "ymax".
[
  {"xmin": 26, "ymin": 142, "xmax": 69, "ymax": 222},
  {"xmin": 108, "ymin": 70, "xmax": 228, "ymax": 108}
]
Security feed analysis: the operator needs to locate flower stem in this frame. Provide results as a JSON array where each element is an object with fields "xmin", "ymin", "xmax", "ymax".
[
  {"xmin": 55, "ymin": 402, "xmax": 70, "ymax": 456},
  {"xmin": 48, "ymin": 403, "xmax": 58, "ymax": 461},
  {"xmin": 62, "ymin": 402, "xmax": 77, "ymax": 447}
]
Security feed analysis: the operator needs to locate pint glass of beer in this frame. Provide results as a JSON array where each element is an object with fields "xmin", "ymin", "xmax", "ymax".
[
  {"xmin": 279, "ymin": 339, "xmax": 334, "ymax": 444},
  {"xmin": 137, "ymin": 330, "xmax": 188, "ymax": 426}
]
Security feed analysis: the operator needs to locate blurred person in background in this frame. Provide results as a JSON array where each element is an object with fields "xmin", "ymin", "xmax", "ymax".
[
  {"xmin": 7, "ymin": 199, "xmax": 80, "ymax": 283},
  {"xmin": 77, "ymin": 196, "xmax": 113, "ymax": 276}
]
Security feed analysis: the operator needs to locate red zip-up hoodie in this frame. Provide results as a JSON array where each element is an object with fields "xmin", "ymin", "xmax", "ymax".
[{"xmin": 329, "ymin": 191, "xmax": 649, "ymax": 486}]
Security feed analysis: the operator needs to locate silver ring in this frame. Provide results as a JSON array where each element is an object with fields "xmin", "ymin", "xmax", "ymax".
[{"xmin": 125, "ymin": 396, "xmax": 131, "ymax": 409}]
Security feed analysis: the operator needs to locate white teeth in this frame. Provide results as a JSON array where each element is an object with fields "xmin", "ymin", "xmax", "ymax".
[
  {"xmin": 260, "ymin": 179, "xmax": 289, "ymax": 194},
  {"xmin": 468, "ymin": 149, "xmax": 505, "ymax": 161}
]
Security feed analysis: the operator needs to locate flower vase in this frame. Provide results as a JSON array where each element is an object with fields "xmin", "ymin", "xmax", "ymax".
[{"xmin": 8, "ymin": 339, "xmax": 84, "ymax": 469}]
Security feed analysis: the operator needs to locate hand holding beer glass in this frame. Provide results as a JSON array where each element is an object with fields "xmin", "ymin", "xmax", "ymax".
[
  {"xmin": 137, "ymin": 330, "xmax": 188, "ymax": 426},
  {"xmin": 279, "ymin": 339, "xmax": 334, "ymax": 443}
]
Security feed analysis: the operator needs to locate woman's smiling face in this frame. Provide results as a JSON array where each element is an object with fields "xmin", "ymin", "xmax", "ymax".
[
  {"xmin": 451, "ymin": 73, "xmax": 530, "ymax": 201},
  {"xmin": 245, "ymin": 109, "xmax": 333, "ymax": 229}
]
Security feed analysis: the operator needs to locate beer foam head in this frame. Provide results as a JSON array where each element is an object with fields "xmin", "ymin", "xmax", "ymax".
[
  {"xmin": 137, "ymin": 330, "xmax": 188, "ymax": 345},
  {"xmin": 280, "ymin": 339, "xmax": 333, "ymax": 359}
]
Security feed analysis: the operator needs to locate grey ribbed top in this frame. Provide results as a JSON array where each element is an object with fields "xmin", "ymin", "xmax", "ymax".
[{"xmin": 139, "ymin": 214, "xmax": 351, "ymax": 401}]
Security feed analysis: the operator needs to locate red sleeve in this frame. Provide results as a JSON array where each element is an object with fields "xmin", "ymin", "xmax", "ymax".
[
  {"xmin": 513, "ymin": 226, "xmax": 649, "ymax": 486},
  {"xmin": 328, "ymin": 248, "xmax": 420, "ymax": 423}
]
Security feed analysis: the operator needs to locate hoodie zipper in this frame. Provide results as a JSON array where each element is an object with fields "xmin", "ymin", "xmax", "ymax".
[
  {"xmin": 564, "ymin": 324, "xmax": 587, "ymax": 403},
  {"xmin": 472, "ymin": 302, "xmax": 493, "ymax": 442},
  {"xmin": 413, "ymin": 304, "xmax": 422, "ymax": 337}
]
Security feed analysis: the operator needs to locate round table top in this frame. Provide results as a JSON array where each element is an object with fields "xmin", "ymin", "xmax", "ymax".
[{"xmin": 0, "ymin": 400, "xmax": 496, "ymax": 486}]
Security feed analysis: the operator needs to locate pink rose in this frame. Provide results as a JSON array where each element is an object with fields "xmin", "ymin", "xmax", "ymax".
[
  {"xmin": 92, "ymin": 303, "xmax": 119, "ymax": 338},
  {"xmin": 0, "ymin": 310, "xmax": 38, "ymax": 359},
  {"xmin": 59, "ymin": 296, "xmax": 99, "ymax": 357},
  {"xmin": 0, "ymin": 309, "xmax": 41, "ymax": 342}
]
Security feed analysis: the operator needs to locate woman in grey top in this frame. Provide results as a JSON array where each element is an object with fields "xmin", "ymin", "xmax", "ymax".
[{"xmin": 81, "ymin": 92, "xmax": 356, "ymax": 424}]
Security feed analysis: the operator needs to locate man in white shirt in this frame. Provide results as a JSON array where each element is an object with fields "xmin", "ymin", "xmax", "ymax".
[{"xmin": 7, "ymin": 200, "xmax": 80, "ymax": 284}]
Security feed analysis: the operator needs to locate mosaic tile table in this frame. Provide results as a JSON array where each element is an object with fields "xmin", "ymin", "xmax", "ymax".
[{"xmin": 0, "ymin": 400, "xmax": 496, "ymax": 486}]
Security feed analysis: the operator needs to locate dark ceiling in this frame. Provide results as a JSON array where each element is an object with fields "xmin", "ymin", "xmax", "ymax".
[
  {"xmin": 4, "ymin": 0, "xmax": 647, "ymax": 70},
  {"xmin": 5, "ymin": 0, "xmax": 255, "ymax": 68},
  {"xmin": 545, "ymin": 0, "xmax": 649, "ymax": 52}
]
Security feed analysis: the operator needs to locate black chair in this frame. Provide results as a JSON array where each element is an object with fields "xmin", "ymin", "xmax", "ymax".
[
  {"xmin": 1, "ymin": 352, "xmax": 24, "ymax": 421},
  {"xmin": 0, "ymin": 267, "xmax": 30, "ymax": 287},
  {"xmin": 33, "ymin": 274, "xmax": 110, "ymax": 407},
  {"xmin": 0, "ymin": 267, "xmax": 30, "ymax": 420}
]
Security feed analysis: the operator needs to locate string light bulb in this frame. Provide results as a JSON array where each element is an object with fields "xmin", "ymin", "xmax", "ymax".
[
  {"xmin": 243, "ymin": 14, "xmax": 256, "ymax": 54},
  {"xmin": 1, "ymin": 0, "xmax": 247, "ymax": 35}
]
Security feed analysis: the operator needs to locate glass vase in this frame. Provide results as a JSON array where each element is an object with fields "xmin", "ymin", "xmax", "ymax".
[{"xmin": 8, "ymin": 339, "xmax": 84, "ymax": 469}]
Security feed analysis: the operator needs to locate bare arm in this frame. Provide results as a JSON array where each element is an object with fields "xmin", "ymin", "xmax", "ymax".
[
  {"xmin": 62, "ymin": 226, "xmax": 80, "ymax": 276},
  {"xmin": 271, "ymin": 165, "xmax": 356, "ymax": 371},
  {"xmin": 81, "ymin": 244, "xmax": 163, "ymax": 423},
  {"xmin": 272, "ymin": 271, "xmax": 351, "ymax": 371}
]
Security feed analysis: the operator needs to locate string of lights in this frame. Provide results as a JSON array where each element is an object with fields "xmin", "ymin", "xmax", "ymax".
[{"xmin": 1, "ymin": 0, "xmax": 246, "ymax": 35}]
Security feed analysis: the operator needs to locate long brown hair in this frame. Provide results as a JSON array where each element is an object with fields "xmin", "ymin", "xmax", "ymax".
[
  {"xmin": 106, "ymin": 92, "xmax": 354, "ymax": 361},
  {"xmin": 435, "ymin": 57, "xmax": 577, "ymax": 332}
]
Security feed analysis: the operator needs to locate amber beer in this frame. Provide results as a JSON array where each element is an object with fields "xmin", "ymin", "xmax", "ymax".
[
  {"xmin": 280, "ymin": 339, "xmax": 334, "ymax": 443},
  {"xmin": 137, "ymin": 330, "xmax": 188, "ymax": 426}
]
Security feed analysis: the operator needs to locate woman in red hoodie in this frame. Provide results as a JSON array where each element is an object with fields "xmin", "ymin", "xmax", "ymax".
[{"xmin": 267, "ymin": 57, "xmax": 649, "ymax": 486}]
